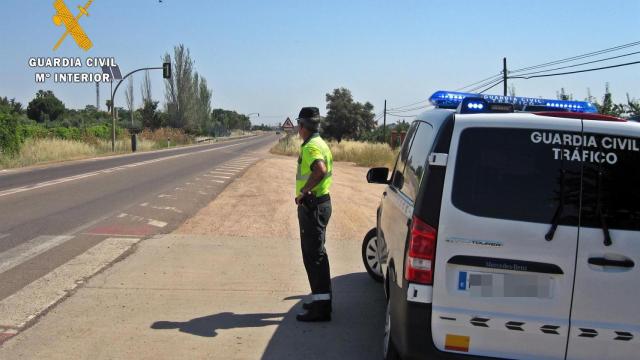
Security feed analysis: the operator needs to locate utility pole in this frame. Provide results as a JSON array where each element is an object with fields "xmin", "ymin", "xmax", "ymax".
[
  {"xmin": 503, "ymin": 57, "xmax": 508, "ymax": 96},
  {"xmin": 96, "ymin": 82, "xmax": 100, "ymax": 111},
  {"xmin": 382, "ymin": 100, "xmax": 387, "ymax": 144}
]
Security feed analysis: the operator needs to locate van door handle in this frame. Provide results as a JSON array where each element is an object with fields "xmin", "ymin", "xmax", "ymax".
[{"xmin": 588, "ymin": 257, "xmax": 635, "ymax": 268}]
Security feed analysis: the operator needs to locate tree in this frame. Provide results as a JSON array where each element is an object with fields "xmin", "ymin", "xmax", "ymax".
[
  {"xmin": 323, "ymin": 88, "xmax": 376, "ymax": 142},
  {"xmin": 0, "ymin": 110, "xmax": 23, "ymax": 156},
  {"xmin": 164, "ymin": 44, "xmax": 195, "ymax": 130},
  {"xmin": 124, "ymin": 76, "xmax": 135, "ymax": 126},
  {"xmin": 141, "ymin": 70, "xmax": 152, "ymax": 104},
  {"xmin": 596, "ymin": 83, "xmax": 624, "ymax": 117},
  {"xmin": 163, "ymin": 44, "xmax": 214, "ymax": 134},
  {"xmin": 139, "ymin": 100, "xmax": 161, "ymax": 129},
  {"xmin": 0, "ymin": 97, "xmax": 23, "ymax": 114},
  {"xmin": 194, "ymin": 75, "xmax": 212, "ymax": 134},
  {"xmin": 210, "ymin": 109, "xmax": 249, "ymax": 135},
  {"xmin": 26, "ymin": 90, "xmax": 66, "ymax": 122},
  {"xmin": 556, "ymin": 88, "xmax": 573, "ymax": 100},
  {"xmin": 626, "ymin": 94, "xmax": 640, "ymax": 117}
]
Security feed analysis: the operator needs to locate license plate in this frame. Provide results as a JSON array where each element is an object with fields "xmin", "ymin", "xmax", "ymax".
[{"xmin": 458, "ymin": 271, "xmax": 553, "ymax": 298}]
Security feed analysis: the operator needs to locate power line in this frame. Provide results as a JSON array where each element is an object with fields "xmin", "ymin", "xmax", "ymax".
[
  {"xmin": 513, "ymin": 50, "xmax": 640, "ymax": 77},
  {"xmin": 509, "ymin": 40, "xmax": 640, "ymax": 74},
  {"xmin": 455, "ymin": 72, "xmax": 503, "ymax": 91},
  {"xmin": 387, "ymin": 99, "xmax": 429, "ymax": 111},
  {"xmin": 387, "ymin": 105, "xmax": 429, "ymax": 113},
  {"xmin": 387, "ymin": 113, "xmax": 418, "ymax": 118},
  {"xmin": 477, "ymin": 79, "xmax": 504, "ymax": 94},
  {"xmin": 509, "ymin": 60, "xmax": 640, "ymax": 80},
  {"xmin": 468, "ymin": 76, "xmax": 505, "ymax": 93}
]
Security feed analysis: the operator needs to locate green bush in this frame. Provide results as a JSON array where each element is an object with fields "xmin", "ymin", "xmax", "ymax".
[
  {"xmin": 0, "ymin": 111, "xmax": 24, "ymax": 156},
  {"xmin": 52, "ymin": 126, "xmax": 81, "ymax": 140},
  {"xmin": 84, "ymin": 124, "xmax": 111, "ymax": 139},
  {"xmin": 20, "ymin": 124, "xmax": 48, "ymax": 139}
]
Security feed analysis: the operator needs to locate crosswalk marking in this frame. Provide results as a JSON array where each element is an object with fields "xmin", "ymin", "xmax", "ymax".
[
  {"xmin": 0, "ymin": 237, "xmax": 141, "ymax": 329},
  {"xmin": 210, "ymin": 175, "xmax": 230, "ymax": 179},
  {"xmin": 0, "ymin": 235, "xmax": 75, "ymax": 275}
]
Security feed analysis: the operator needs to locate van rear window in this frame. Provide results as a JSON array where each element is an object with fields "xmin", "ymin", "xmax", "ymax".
[
  {"xmin": 452, "ymin": 128, "xmax": 640, "ymax": 231},
  {"xmin": 452, "ymin": 128, "xmax": 581, "ymax": 225}
]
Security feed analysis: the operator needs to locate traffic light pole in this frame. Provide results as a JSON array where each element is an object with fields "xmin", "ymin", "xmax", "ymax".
[{"xmin": 110, "ymin": 64, "xmax": 171, "ymax": 151}]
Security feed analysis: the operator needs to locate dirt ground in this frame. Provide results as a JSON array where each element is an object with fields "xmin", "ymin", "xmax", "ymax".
[
  {"xmin": 0, "ymin": 152, "xmax": 389, "ymax": 360},
  {"xmin": 177, "ymin": 154, "xmax": 383, "ymax": 244}
]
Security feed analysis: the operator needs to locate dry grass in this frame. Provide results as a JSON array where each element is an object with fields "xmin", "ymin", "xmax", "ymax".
[
  {"xmin": 1, "ymin": 138, "xmax": 99, "ymax": 168},
  {"xmin": 271, "ymin": 135, "xmax": 397, "ymax": 168},
  {"xmin": 0, "ymin": 137, "xmax": 161, "ymax": 169}
]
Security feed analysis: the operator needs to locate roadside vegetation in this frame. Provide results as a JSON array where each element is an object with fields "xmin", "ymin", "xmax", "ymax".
[
  {"xmin": 0, "ymin": 44, "xmax": 273, "ymax": 169},
  {"xmin": 271, "ymin": 135, "xmax": 398, "ymax": 168}
]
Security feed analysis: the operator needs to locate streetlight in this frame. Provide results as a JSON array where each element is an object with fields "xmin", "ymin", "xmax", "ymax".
[{"xmin": 245, "ymin": 113, "xmax": 259, "ymax": 134}]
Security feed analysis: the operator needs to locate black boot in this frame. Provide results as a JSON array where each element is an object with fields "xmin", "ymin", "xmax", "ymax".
[
  {"xmin": 296, "ymin": 300, "xmax": 331, "ymax": 322},
  {"xmin": 302, "ymin": 301, "xmax": 332, "ymax": 313}
]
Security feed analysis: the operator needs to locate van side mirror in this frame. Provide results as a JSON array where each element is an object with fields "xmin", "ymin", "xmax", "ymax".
[{"xmin": 367, "ymin": 167, "xmax": 390, "ymax": 184}]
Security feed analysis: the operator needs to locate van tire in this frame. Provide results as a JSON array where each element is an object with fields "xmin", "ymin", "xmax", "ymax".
[
  {"xmin": 362, "ymin": 228, "xmax": 384, "ymax": 282},
  {"xmin": 383, "ymin": 297, "xmax": 400, "ymax": 360}
]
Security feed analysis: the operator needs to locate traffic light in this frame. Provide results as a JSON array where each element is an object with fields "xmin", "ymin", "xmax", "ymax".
[{"xmin": 163, "ymin": 62, "xmax": 172, "ymax": 79}]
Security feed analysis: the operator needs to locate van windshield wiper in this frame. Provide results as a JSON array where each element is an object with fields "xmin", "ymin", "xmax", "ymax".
[
  {"xmin": 545, "ymin": 169, "xmax": 565, "ymax": 241},
  {"xmin": 596, "ymin": 170, "xmax": 613, "ymax": 247}
]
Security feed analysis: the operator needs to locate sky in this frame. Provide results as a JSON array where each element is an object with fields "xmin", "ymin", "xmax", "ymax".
[{"xmin": 0, "ymin": 0, "xmax": 639, "ymax": 125}]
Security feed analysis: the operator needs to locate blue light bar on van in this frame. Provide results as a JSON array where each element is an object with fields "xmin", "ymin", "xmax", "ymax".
[{"xmin": 429, "ymin": 90, "xmax": 598, "ymax": 113}]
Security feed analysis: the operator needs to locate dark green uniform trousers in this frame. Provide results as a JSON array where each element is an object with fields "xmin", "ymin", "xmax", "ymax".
[{"xmin": 297, "ymin": 200, "xmax": 332, "ymax": 299}]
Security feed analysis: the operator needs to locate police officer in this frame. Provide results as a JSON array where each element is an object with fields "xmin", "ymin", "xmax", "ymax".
[{"xmin": 294, "ymin": 107, "xmax": 334, "ymax": 322}]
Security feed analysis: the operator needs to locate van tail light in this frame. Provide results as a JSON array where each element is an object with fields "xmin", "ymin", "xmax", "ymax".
[{"xmin": 405, "ymin": 216, "xmax": 437, "ymax": 285}]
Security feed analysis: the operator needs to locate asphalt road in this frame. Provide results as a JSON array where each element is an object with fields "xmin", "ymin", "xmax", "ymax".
[{"xmin": 0, "ymin": 134, "xmax": 277, "ymax": 302}]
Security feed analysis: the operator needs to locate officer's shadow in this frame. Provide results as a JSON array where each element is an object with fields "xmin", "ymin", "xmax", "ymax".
[{"xmin": 151, "ymin": 312, "xmax": 286, "ymax": 338}]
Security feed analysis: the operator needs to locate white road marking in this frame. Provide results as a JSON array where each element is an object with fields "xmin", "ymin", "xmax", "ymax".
[
  {"xmin": 0, "ymin": 235, "xmax": 75, "ymax": 275},
  {"xmin": 210, "ymin": 175, "xmax": 230, "ymax": 179},
  {"xmin": 209, "ymin": 171, "xmax": 235, "ymax": 175},
  {"xmin": 213, "ymin": 180, "xmax": 225, "ymax": 184},
  {"xmin": 117, "ymin": 213, "xmax": 128, "ymax": 218},
  {"xmin": 147, "ymin": 220, "xmax": 167, "ymax": 228},
  {"xmin": 185, "ymin": 182, "xmax": 193, "ymax": 185},
  {"xmin": 215, "ymin": 168, "xmax": 239, "ymax": 171},
  {"xmin": 158, "ymin": 194, "xmax": 177, "ymax": 199},
  {"xmin": 219, "ymin": 165, "xmax": 245, "ymax": 170},
  {"xmin": 150, "ymin": 206, "xmax": 183, "ymax": 214},
  {"xmin": 140, "ymin": 202, "xmax": 149, "ymax": 207},
  {"xmin": 130, "ymin": 215, "xmax": 145, "ymax": 222},
  {"xmin": 198, "ymin": 191, "xmax": 207, "ymax": 195},
  {"xmin": 0, "ymin": 140, "xmax": 257, "ymax": 198},
  {"xmin": 0, "ymin": 237, "xmax": 140, "ymax": 329}
]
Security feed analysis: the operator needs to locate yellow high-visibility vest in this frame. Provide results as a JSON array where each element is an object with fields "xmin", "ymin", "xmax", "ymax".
[{"xmin": 296, "ymin": 134, "xmax": 333, "ymax": 196}]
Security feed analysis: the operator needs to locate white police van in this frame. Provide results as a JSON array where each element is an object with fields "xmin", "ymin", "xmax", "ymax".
[{"xmin": 366, "ymin": 91, "xmax": 640, "ymax": 360}]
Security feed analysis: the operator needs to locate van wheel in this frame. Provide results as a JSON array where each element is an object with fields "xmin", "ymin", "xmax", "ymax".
[
  {"xmin": 383, "ymin": 298, "xmax": 400, "ymax": 360},
  {"xmin": 362, "ymin": 228, "xmax": 383, "ymax": 282}
]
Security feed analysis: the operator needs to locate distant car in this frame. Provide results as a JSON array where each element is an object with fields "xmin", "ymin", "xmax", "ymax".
[
  {"xmin": 276, "ymin": 131, "xmax": 281, "ymax": 135},
  {"xmin": 629, "ymin": 115, "xmax": 640, "ymax": 122},
  {"xmin": 367, "ymin": 90, "xmax": 640, "ymax": 360}
]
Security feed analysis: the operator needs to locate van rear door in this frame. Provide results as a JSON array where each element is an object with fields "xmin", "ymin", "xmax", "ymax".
[
  {"xmin": 431, "ymin": 115, "xmax": 582, "ymax": 359},
  {"xmin": 566, "ymin": 121, "xmax": 640, "ymax": 360}
]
